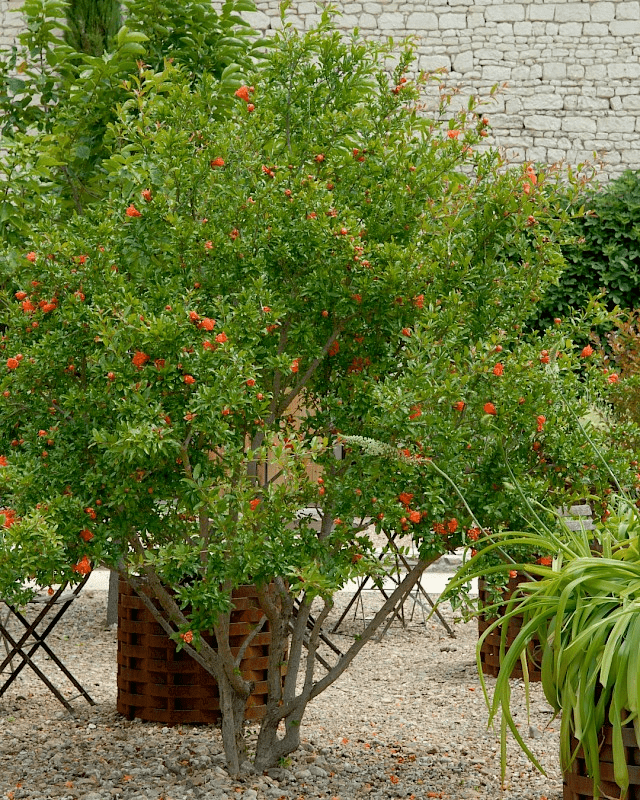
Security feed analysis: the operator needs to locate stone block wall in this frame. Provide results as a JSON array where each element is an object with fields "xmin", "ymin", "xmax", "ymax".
[
  {"xmin": 238, "ymin": 0, "xmax": 640, "ymax": 178},
  {"xmin": 0, "ymin": 0, "xmax": 23, "ymax": 50},
  {"xmin": 2, "ymin": 0, "xmax": 640, "ymax": 176}
]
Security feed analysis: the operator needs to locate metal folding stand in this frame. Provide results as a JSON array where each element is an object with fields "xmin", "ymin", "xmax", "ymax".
[
  {"xmin": 331, "ymin": 533, "xmax": 455, "ymax": 638},
  {"xmin": 0, "ymin": 575, "xmax": 96, "ymax": 711},
  {"xmin": 374, "ymin": 537, "xmax": 455, "ymax": 640}
]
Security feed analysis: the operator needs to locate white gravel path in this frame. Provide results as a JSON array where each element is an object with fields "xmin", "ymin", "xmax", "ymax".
[{"xmin": 0, "ymin": 579, "xmax": 562, "ymax": 800}]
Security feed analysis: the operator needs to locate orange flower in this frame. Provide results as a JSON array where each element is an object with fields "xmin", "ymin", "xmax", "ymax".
[
  {"xmin": 210, "ymin": 157, "xmax": 225, "ymax": 167},
  {"xmin": 246, "ymin": 103, "xmax": 255, "ymax": 112},
  {"xmin": 409, "ymin": 405, "xmax": 422, "ymax": 420},
  {"xmin": 107, "ymin": 371, "xmax": 115, "ymax": 381},
  {"xmin": 492, "ymin": 363, "xmax": 504, "ymax": 376},
  {"xmin": 234, "ymin": 85, "xmax": 251, "ymax": 102},
  {"xmin": 409, "ymin": 510, "xmax": 421, "ymax": 524},
  {"xmin": 581, "ymin": 345, "xmax": 594, "ymax": 358},
  {"xmin": 536, "ymin": 415, "xmax": 546, "ymax": 432},
  {"xmin": 180, "ymin": 630, "xmax": 193, "ymax": 644},
  {"xmin": 202, "ymin": 340, "xmax": 214, "ymax": 350},
  {"xmin": 540, "ymin": 350, "xmax": 550, "ymax": 364},
  {"xmin": 467, "ymin": 527, "xmax": 480, "ymax": 541},
  {"xmin": 215, "ymin": 332, "xmax": 228, "ymax": 344},
  {"xmin": 154, "ymin": 359, "xmax": 165, "ymax": 369},
  {"xmin": 0, "ymin": 456, "xmax": 6, "ymax": 467},
  {"xmin": 125, "ymin": 204, "xmax": 142, "ymax": 218},
  {"xmin": 483, "ymin": 402, "xmax": 497, "ymax": 415},
  {"xmin": 249, "ymin": 498, "xmax": 260, "ymax": 510},
  {"xmin": 26, "ymin": 251, "xmax": 37, "ymax": 262},
  {"xmin": 79, "ymin": 529, "xmax": 94, "ymax": 542},
  {"xmin": 447, "ymin": 129, "xmax": 460, "ymax": 140},
  {"xmin": 15, "ymin": 291, "xmax": 27, "ymax": 300},
  {"xmin": 452, "ymin": 401, "xmax": 465, "ymax": 412},
  {"xmin": 6, "ymin": 357, "xmax": 19, "ymax": 370},
  {"xmin": 608, "ymin": 373, "xmax": 620, "ymax": 384},
  {"xmin": 189, "ymin": 310, "xmax": 200, "ymax": 322},
  {"xmin": 290, "ymin": 358, "xmax": 300, "ymax": 373},
  {"xmin": 328, "ymin": 340, "xmax": 340, "ymax": 356},
  {"xmin": 402, "ymin": 328, "xmax": 411, "ymax": 337},
  {"xmin": 398, "ymin": 492, "xmax": 414, "ymax": 506},
  {"xmin": 509, "ymin": 570, "xmax": 518, "ymax": 578},
  {"xmin": 447, "ymin": 518, "xmax": 458, "ymax": 533},
  {"xmin": 413, "ymin": 294, "xmax": 424, "ymax": 308},
  {"xmin": 141, "ymin": 189, "xmax": 152, "ymax": 202},
  {"xmin": 72, "ymin": 555, "xmax": 92, "ymax": 575},
  {"xmin": 200, "ymin": 317, "xmax": 215, "ymax": 331},
  {"xmin": 0, "ymin": 508, "xmax": 17, "ymax": 528},
  {"xmin": 85, "ymin": 507, "xmax": 96, "ymax": 519},
  {"xmin": 131, "ymin": 351, "xmax": 150, "ymax": 368},
  {"xmin": 314, "ymin": 154, "xmax": 325, "ymax": 163},
  {"xmin": 184, "ymin": 375, "xmax": 196, "ymax": 385},
  {"xmin": 229, "ymin": 228, "xmax": 240, "ymax": 240},
  {"xmin": 246, "ymin": 378, "xmax": 256, "ymax": 387},
  {"xmin": 537, "ymin": 555, "xmax": 552, "ymax": 566}
]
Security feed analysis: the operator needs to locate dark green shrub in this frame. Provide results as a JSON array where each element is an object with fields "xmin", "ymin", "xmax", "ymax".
[{"xmin": 534, "ymin": 170, "xmax": 640, "ymax": 328}]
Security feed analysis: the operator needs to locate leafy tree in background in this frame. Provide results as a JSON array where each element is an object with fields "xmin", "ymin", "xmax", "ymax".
[
  {"xmin": 0, "ymin": 0, "xmax": 263, "ymax": 249},
  {"xmin": 65, "ymin": 0, "xmax": 122, "ymax": 55},
  {"xmin": 1, "ymin": 11, "xmax": 636, "ymax": 772}
]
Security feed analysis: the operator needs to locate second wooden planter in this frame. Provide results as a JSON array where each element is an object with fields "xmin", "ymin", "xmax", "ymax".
[
  {"xmin": 117, "ymin": 579, "xmax": 282, "ymax": 725},
  {"xmin": 478, "ymin": 574, "xmax": 543, "ymax": 682},
  {"xmin": 563, "ymin": 724, "xmax": 640, "ymax": 800}
]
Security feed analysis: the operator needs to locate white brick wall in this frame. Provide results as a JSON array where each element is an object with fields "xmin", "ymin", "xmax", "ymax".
[{"xmin": 3, "ymin": 0, "xmax": 640, "ymax": 176}]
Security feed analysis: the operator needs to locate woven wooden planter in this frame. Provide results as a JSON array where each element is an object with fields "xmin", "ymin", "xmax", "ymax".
[
  {"xmin": 117, "ymin": 579, "xmax": 280, "ymax": 725},
  {"xmin": 478, "ymin": 574, "xmax": 543, "ymax": 682},
  {"xmin": 564, "ymin": 725, "xmax": 640, "ymax": 800}
]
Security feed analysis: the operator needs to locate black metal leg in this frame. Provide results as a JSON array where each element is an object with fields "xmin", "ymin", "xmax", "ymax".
[
  {"xmin": 0, "ymin": 624, "xmax": 75, "ymax": 711},
  {"xmin": 0, "ymin": 576, "xmax": 95, "ymax": 710},
  {"xmin": 9, "ymin": 607, "xmax": 96, "ymax": 705}
]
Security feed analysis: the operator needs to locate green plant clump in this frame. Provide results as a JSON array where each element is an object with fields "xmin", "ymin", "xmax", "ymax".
[{"xmin": 449, "ymin": 502, "xmax": 640, "ymax": 799}]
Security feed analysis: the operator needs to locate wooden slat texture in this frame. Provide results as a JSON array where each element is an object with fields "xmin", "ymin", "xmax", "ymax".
[
  {"xmin": 117, "ymin": 579, "xmax": 284, "ymax": 725},
  {"xmin": 478, "ymin": 576, "xmax": 542, "ymax": 682},
  {"xmin": 564, "ymin": 726, "xmax": 640, "ymax": 799}
]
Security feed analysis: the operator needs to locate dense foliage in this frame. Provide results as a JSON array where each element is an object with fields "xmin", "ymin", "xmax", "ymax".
[
  {"xmin": 65, "ymin": 0, "xmax": 121, "ymax": 55},
  {"xmin": 534, "ymin": 169, "xmax": 640, "ymax": 328},
  {"xmin": 0, "ymin": 0, "xmax": 263, "ymax": 247}
]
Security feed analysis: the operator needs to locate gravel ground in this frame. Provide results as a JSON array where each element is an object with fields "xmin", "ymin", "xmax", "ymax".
[{"xmin": 0, "ymin": 584, "xmax": 562, "ymax": 800}]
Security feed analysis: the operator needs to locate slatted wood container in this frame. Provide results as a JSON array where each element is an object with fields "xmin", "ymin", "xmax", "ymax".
[
  {"xmin": 478, "ymin": 574, "xmax": 543, "ymax": 682},
  {"xmin": 564, "ymin": 725, "xmax": 640, "ymax": 800},
  {"xmin": 117, "ymin": 579, "xmax": 278, "ymax": 725}
]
